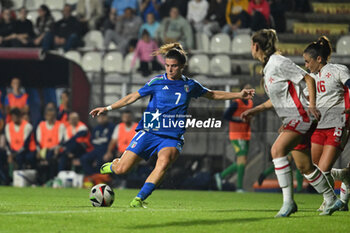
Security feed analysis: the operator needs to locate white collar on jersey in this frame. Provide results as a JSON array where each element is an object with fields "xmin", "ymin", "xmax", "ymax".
[{"xmin": 163, "ymin": 73, "xmax": 188, "ymax": 81}]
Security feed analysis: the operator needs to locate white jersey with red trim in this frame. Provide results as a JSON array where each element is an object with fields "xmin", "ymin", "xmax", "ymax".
[
  {"xmin": 263, "ymin": 54, "xmax": 310, "ymax": 124},
  {"xmin": 310, "ymin": 63, "xmax": 350, "ymax": 129}
]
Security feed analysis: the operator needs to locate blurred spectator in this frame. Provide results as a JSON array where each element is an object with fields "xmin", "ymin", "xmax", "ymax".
[
  {"xmin": 222, "ymin": 0, "xmax": 250, "ymax": 37},
  {"xmin": 0, "ymin": 8, "xmax": 15, "ymax": 47},
  {"xmin": 203, "ymin": 0, "xmax": 227, "ymax": 37},
  {"xmin": 159, "ymin": 0, "xmax": 189, "ymax": 19},
  {"xmin": 0, "ymin": 110, "xmax": 8, "ymax": 184},
  {"xmin": 100, "ymin": 8, "xmax": 116, "ymax": 35},
  {"xmin": 131, "ymin": 30, "xmax": 164, "ymax": 77},
  {"xmin": 33, "ymin": 5, "xmax": 54, "ymax": 47},
  {"xmin": 42, "ymin": 4, "xmax": 81, "ymax": 52},
  {"xmin": 63, "ymin": 112, "xmax": 92, "ymax": 163},
  {"xmin": 138, "ymin": 12, "xmax": 159, "ymax": 39},
  {"xmin": 103, "ymin": 110, "xmax": 137, "ymax": 161},
  {"xmin": 36, "ymin": 104, "xmax": 66, "ymax": 184},
  {"xmin": 76, "ymin": 0, "xmax": 104, "ymax": 30},
  {"xmin": 57, "ymin": 90, "xmax": 70, "ymax": 126},
  {"xmin": 5, "ymin": 108, "xmax": 36, "ymax": 170},
  {"xmin": 187, "ymin": 0, "xmax": 209, "ymax": 32},
  {"xmin": 269, "ymin": 0, "xmax": 286, "ymax": 33},
  {"xmin": 111, "ymin": 0, "xmax": 138, "ymax": 17},
  {"xmin": 247, "ymin": 0, "xmax": 270, "ymax": 31},
  {"xmin": 104, "ymin": 7, "xmax": 142, "ymax": 54},
  {"xmin": 79, "ymin": 112, "xmax": 114, "ymax": 175},
  {"xmin": 5, "ymin": 77, "xmax": 29, "ymax": 123},
  {"xmin": 140, "ymin": 0, "xmax": 161, "ymax": 22},
  {"xmin": 156, "ymin": 7, "xmax": 194, "ymax": 49},
  {"xmin": 11, "ymin": 7, "xmax": 35, "ymax": 47}
]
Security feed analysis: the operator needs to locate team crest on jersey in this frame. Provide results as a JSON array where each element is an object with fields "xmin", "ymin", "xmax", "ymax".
[
  {"xmin": 184, "ymin": 85, "xmax": 189, "ymax": 93},
  {"xmin": 131, "ymin": 141, "xmax": 137, "ymax": 148}
]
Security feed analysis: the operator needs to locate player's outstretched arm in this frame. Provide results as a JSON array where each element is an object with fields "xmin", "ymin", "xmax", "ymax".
[
  {"xmin": 203, "ymin": 88, "xmax": 255, "ymax": 100},
  {"xmin": 240, "ymin": 99, "xmax": 273, "ymax": 122},
  {"xmin": 89, "ymin": 91, "xmax": 141, "ymax": 118}
]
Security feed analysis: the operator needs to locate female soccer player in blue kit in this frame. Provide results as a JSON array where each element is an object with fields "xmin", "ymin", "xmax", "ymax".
[{"xmin": 90, "ymin": 43, "xmax": 255, "ymax": 208}]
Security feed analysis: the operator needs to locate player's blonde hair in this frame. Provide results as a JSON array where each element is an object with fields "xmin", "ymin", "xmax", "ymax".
[
  {"xmin": 304, "ymin": 36, "xmax": 332, "ymax": 63},
  {"xmin": 252, "ymin": 29, "xmax": 278, "ymax": 67},
  {"xmin": 153, "ymin": 42, "xmax": 187, "ymax": 65}
]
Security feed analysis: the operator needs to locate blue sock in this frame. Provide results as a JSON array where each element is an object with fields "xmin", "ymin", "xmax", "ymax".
[{"xmin": 136, "ymin": 182, "xmax": 156, "ymax": 201}]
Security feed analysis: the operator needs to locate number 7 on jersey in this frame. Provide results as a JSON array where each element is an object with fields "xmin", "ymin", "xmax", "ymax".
[{"xmin": 175, "ymin": 92, "xmax": 181, "ymax": 104}]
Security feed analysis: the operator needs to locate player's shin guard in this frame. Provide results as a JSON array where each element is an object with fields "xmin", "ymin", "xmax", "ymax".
[
  {"xmin": 273, "ymin": 157, "xmax": 293, "ymax": 203},
  {"xmin": 304, "ymin": 168, "xmax": 336, "ymax": 204},
  {"xmin": 340, "ymin": 182, "xmax": 349, "ymax": 204}
]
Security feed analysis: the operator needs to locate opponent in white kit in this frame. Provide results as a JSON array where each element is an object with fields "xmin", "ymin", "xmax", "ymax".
[
  {"xmin": 241, "ymin": 29, "xmax": 342, "ymax": 217},
  {"xmin": 303, "ymin": 36, "xmax": 350, "ymax": 211}
]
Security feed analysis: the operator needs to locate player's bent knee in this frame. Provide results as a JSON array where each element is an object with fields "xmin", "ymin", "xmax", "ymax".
[
  {"xmin": 156, "ymin": 158, "xmax": 172, "ymax": 171},
  {"xmin": 297, "ymin": 165, "xmax": 314, "ymax": 175},
  {"xmin": 271, "ymin": 145, "xmax": 284, "ymax": 159}
]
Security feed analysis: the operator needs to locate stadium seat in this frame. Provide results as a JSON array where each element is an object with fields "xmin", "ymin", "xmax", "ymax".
[
  {"xmin": 123, "ymin": 52, "xmax": 139, "ymax": 73},
  {"xmin": 210, "ymin": 55, "xmax": 231, "ymax": 76},
  {"xmin": 52, "ymin": 11, "xmax": 63, "ymax": 21},
  {"xmin": 83, "ymin": 30, "xmax": 104, "ymax": 50},
  {"xmin": 336, "ymin": 36, "xmax": 350, "ymax": 55},
  {"xmin": 188, "ymin": 54, "xmax": 210, "ymax": 74},
  {"xmin": 196, "ymin": 33, "xmax": 209, "ymax": 52},
  {"xmin": 26, "ymin": 11, "xmax": 38, "ymax": 24},
  {"xmin": 65, "ymin": 0, "xmax": 79, "ymax": 5},
  {"xmin": 12, "ymin": 0, "xmax": 24, "ymax": 9},
  {"xmin": 81, "ymin": 52, "xmax": 102, "ymax": 72},
  {"xmin": 210, "ymin": 33, "xmax": 231, "ymax": 53},
  {"xmin": 103, "ymin": 52, "xmax": 123, "ymax": 73},
  {"xmin": 45, "ymin": 0, "xmax": 64, "ymax": 10},
  {"xmin": 232, "ymin": 34, "xmax": 251, "ymax": 54},
  {"xmin": 104, "ymin": 85, "xmax": 122, "ymax": 94},
  {"xmin": 25, "ymin": 0, "xmax": 45, "ymax": 10},
  {"xmin": 64, "ymin": 51, "xmax": 81, "ymax": 65},
  {"xmin": 109, "ymin": 42, "xmax": 117, "ymax": 50}
]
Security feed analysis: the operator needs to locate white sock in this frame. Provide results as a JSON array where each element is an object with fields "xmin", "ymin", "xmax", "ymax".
[
  {"xmin": 273, "ymin": 157, "xmax": 293, "ymax": 203},
  {"xmin": 340, "ymin": 182, "xmax": 349, "ymax": 204},
  {"xmin": 304, "ymin": 168, "xmax": 336, "ymax": 204}
]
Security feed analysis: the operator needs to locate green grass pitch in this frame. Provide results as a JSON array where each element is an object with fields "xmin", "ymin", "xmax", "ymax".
[{"xmin": 0, "ymin": 187, "xmax": 349, "ymax": 233}]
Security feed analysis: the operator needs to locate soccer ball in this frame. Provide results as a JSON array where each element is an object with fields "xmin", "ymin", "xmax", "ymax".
[{"xmin": 89, "ymin": 184, "xmax": 115, "ymax": 207}]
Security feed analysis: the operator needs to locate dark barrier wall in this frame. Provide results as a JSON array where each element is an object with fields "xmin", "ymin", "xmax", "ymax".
[{"xmin": 0, "ymin": 49, "xmax": 89, "ymax": 123}]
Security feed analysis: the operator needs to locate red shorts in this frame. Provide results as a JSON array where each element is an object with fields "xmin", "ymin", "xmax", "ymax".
[
  {"xmin": 284, "ymin": 119, "xmax": 317, "ymax": 150},
  {"xmin": 311, "ymin": 127, "xmax": 349, "ymax": 151}
]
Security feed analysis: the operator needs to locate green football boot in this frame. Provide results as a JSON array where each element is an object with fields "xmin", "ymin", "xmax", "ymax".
[
  {"xmin": 100, "ymin": 162, "xmax": 113, "ymax": 174},
  {"xmin": 130, "ymin": 197, "xmax": 147, "ymax": 208}
]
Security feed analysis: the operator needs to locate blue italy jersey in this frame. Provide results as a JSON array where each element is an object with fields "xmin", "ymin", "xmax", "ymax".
[{"xmin": 136, "ymin": 73, "xmax": 209, "ymax": 139}]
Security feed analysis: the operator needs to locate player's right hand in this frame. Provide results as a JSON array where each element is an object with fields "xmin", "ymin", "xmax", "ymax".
[{"xmin": 89, "ymin": 107, "xmax": 106, "ymax": 118}]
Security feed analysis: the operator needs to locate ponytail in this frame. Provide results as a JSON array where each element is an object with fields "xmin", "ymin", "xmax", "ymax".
[
  {"xmin": 153, "ymin": 42, "xmax": 187, "ymax": 65},
  {"xmin": 304, "ymin": 36, "xmax": 332, "ymax": 63},
  {"xmin": 252, "ymin": 29, "xmax": 278, "ymax": 67}
]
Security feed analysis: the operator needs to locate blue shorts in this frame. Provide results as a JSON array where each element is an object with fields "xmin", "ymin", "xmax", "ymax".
[{"xmin": 126, "ymin": 130, "xmax": 184, "ymax": 160}]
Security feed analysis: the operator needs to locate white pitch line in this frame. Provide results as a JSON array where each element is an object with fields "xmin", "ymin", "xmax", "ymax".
[{"xmin": 0, "ymin": 208, "xmax": 208, "ymax": 216}]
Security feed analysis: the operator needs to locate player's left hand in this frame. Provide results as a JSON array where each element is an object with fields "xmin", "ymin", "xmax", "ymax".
[
  {"xmin": 308, "ymin": 106, "xmax": 321, "ymax": 121},
  {"xmin": 240, "ymin": 89, "xmax": 255, "ymax": 99}
]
